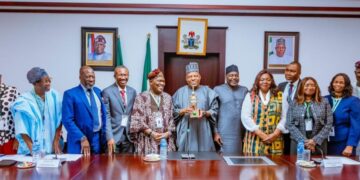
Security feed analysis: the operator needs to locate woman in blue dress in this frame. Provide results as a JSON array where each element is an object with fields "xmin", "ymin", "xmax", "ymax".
[{"xmin": 326, "ymin": 73, "xmax": 360, "ymax": 156}]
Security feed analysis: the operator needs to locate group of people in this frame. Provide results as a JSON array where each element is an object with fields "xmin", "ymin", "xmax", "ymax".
[{"xmin": 1, "ymin": 61, "xmax": 360, "ymax": 158}]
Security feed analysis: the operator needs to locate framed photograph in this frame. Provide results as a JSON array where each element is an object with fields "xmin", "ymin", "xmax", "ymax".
[
  {"xmin": 176, "ymin": 18, "xmax": 208, "ymax": 56},
  {"xmin": 264, "ymin": 31, "xmax": 299, "ymax": 73},
  {"xmin": 81, "ymin": 27, "xmax": 118, "ymax": 71}
]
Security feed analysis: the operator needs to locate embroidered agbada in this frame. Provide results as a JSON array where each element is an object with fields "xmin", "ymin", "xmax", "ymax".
[
  {"xmin": 243, "ymin": 91, "xmax": 283, "ymax": 155},
  {"xmin": 11, "ymin": 89, "xmax": 62, "ymax": 154},
  {"xmin": 173, "ymin": 85, "xmax": 219, "ymax": 152},
  {"xmin": 130, "ymin": 91, "xmax": 176, "ymax": 154},
  {"xmin": 214, "ymin": 84, "xmax": 248, "ymax": 154}
]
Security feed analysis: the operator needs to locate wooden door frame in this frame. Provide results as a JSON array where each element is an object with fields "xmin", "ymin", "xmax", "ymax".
[{"xmin": 157, "ymin": 26, "xmax": 227, "ymax": 86}]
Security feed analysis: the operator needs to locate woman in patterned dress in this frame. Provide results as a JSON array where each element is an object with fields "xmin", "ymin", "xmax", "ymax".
[
  {"xmin": 0, "ymin": 74, "xmax": 20, "ymax": 154},
  {"xmin": 130, "ymin": 69, "xmax": 176, "ymax": 154},
  {"xmin": 241, "ymin": 70, "xmax": 285, "ymax": 155}
]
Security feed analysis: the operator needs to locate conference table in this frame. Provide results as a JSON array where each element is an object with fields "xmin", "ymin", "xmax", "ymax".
[{"xmin": 1, "ymin": 152, "xmax": 359, "ymax": 180}]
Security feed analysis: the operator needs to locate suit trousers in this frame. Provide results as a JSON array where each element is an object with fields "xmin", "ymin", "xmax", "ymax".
[
  {"xmin": 91, "ymin": 132, "xmax": 101, "ymax": 154},
  {"xmin": 283, "ymin": 133, "xmax": 291, "ymax": 155},
  {"xmin": 115, "ymin": 139, "xmax": 134, "ymax": 154}
]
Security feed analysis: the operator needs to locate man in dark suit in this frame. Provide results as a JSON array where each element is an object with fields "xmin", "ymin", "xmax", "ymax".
[
  {"xmin": 62, "ymin": 66, "xmax": 106, "ymax": 156},
  {"xmin": 278, "ymin": 61, "xmax": 301, "ymax": 155},
  {"xmin": 102, "ymin": 66, "xmax": 137, "ymax": 154}
]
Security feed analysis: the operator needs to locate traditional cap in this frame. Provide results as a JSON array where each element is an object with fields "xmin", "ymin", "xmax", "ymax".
[
  {"xmin": 186, "ymin": 62, "xmax": 199, "ymax": 73},
  {"xmin": 95, "ymin": 35, "xmax": 106, "ymax": 44},
  {"xmin": 27, "ymin": 67, "xmax": 48, "ymax": 84},
  {"xmin": 355, "ymin": 61, "xmax": 360, "ymax": 69},
  {"xmin": 226, "ymin": 64, "xmax": 239, "ymax": 74},
  {"xmin": 276, "ymin": 38, "xmax": 286, "ymax": 46},
  {"xmin": 147, "ymin": 68, "xmax": 163, "ymax": 80}
]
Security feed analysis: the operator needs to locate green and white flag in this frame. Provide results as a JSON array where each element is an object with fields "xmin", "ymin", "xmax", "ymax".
[
  {"xmin": 116, "ymin": 36, "xmax": 124, "ymax": 66},
  {"xmin": 141, "ymin": 34, "xmax": 151, "ymax": 92},
  {"xmin": 269, "ymin": 37, "xmax": 274, "ymax": 56}
]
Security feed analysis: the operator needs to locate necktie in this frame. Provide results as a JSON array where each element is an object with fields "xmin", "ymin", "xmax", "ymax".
[
  {"xmin": 88, "ymin": 89, "xmax": 99, "ymax": 131},
  {"xmin": 120, "ymin": 90, "xmax": 126, "ymax": 108},
  {"xmin": 287, "ymin": 83, "xmax": 294, "ymax": 102}
]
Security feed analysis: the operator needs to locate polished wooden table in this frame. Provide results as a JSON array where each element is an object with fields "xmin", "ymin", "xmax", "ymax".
[{"xmin": 0, "ymin": 153, "xmax": 359, "ymax": 180}]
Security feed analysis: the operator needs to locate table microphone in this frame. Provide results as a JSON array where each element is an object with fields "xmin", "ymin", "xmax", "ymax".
[{"xmin": 313, "ymin": 145, "xmax": 324, "ymax": 164}]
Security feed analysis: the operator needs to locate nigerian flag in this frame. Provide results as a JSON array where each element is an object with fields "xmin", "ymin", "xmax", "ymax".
[
  {"xmin": 141, "ymin": 34, "xmax": 151, "ymax": 92},
  {"xmin": 116, "ymin": 36, "xmax": 124, "ymax": 66},
  {"xmin": 269, "ymin": 36, "xmax": 274, "ymax": 56}
]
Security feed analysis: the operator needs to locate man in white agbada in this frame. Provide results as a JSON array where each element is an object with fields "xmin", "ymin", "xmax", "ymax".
[
  {"xmin": 173, "ymin": 62, "xmax": 219, "ymax": 152},
  {"xmin": 11, "ymin": 67, "xmax": 62, "ymax": 155}
]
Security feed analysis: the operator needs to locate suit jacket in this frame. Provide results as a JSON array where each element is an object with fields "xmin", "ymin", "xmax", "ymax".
[
  {"xmin": 278, "ymin": 80, "xmax": 301, "ymax": 105},
  {"xmin": 286, "ymin": 98, "xmax": 333, "ymax": 145},
  {"xmin": 102, "ymin": 83, "xmax": 137, "ymax": 143},
  {"xmin": 278, "ymin": 80, "xmax": 301, "ymax": 95},
  {"xmin": 278, "ymin": 81, "xmax": 288, "ymax": 92},
  {"xmin": 325, "ymin": 95, "xmax": 360, "ymax": 146},
  {"xmin": 62, "ymin": 85, "xmax": 107, "ymax": 154}
]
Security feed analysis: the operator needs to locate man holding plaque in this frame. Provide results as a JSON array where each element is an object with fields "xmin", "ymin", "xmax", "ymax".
[{"xmin": 173, "ymin": 62, "xmax": 219, "ymax": 152}]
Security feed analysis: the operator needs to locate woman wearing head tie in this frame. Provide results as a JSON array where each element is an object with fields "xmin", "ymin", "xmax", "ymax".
[{"xmin": 130, "ymin": 69, "xmax": 176, "ymax": 154}]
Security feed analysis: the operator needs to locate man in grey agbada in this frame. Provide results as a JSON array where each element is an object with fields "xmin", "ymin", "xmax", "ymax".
[
  {"xmin": 102, "ymin": 66, "xmax": 137, "ymax": 154},
  {"xmin": 173, "ymin": 62, "xmax": 219, "ymax": 152},
  {"xmin": 213, "ymin": 65, "xmax": 248, "ymax": 154}
]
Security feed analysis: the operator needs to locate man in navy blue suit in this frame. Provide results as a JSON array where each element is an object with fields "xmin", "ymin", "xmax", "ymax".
[{"xmin": 62, "ymin": 66, "xmax": 106, "ymax": 156}]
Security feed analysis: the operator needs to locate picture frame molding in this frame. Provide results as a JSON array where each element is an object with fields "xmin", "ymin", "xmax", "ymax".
[
  {"xmin": 176, "ymin": 17, "xmax": 208, "ymax": 56},
  {"xmin": 263, "ymin": 31, "xmax": 300, "ymax": 74},
  {"xmin": 81, "ymin": 27, "xmax": 118, "ymax": 71}
]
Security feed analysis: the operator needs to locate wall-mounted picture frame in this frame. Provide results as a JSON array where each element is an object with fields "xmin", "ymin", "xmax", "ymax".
[
  {"xmin": 176, "ymin": 18, "xmax": 208, "ymax": 56},
  {"xmin": 264, "ymin": 31, "xmax": 299, "ymax": 73},
  {"xmin": 81, "ymin": 27, "xmax": 118, "ymax": 71}
]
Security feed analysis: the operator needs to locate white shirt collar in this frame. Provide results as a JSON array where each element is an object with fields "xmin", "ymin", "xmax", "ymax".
[
  {"xmin": 258, "ymin": 90, "xmax": 270, "ymax": 105},
  {"xmin": 117, "ymin": 84, "xmax": 127, "ymax": 92},
  {"xmin": 288, "ymin": 79, "xmax": 300, "ymax": 87},
  {"xmin": 80, "ymin": 84, "xmax": 92, "ymax": 92}
]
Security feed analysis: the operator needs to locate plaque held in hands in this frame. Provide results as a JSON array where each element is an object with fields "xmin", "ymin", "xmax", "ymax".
[{"xmin": 189, "ymin": 85, "xmax": 201, "ymax": 118}]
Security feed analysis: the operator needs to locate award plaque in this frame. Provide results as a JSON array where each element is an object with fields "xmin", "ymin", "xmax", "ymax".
[{"xmin": 189, "ymin": 86, "xmax": 201, "ymax": 118}]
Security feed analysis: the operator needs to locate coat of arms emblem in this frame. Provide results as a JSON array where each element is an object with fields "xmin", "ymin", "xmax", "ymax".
[{"xmin": 181, "ymin": 31, "xmax": 201, "ymax": 49}]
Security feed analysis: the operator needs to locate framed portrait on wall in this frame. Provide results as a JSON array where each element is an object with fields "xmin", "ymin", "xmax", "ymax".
[
  {"xmin": 264, "ymin": 31, "xmax": 299, "ymax": 73},
  {"xmin": 176, "ymin": 18, "xmax": 208, "ymax": 56},
  {"xmin": 81, "ymin": 27, "xmax": 117, "ymax": 71}
]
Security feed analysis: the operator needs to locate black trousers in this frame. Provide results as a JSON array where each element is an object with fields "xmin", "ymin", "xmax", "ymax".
[
  {"xmin": 283, "ymin": 133, "xmax": 291, "ymax": 155},
  {"xmin": 115, "ymin": 139, "xmax": 134, "ymax": 154}
]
